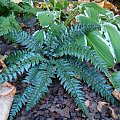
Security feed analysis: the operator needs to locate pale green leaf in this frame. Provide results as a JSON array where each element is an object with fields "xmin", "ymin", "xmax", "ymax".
[
  {"xmin": 104, "ymin": 23, "xmax": 120, "ymax": 62},
  {"xmin": 80, "ymin": 2, "xmax": 107, "ymax": 15},
  {"xmin": 37, "ymin": 11, "xmax": 59, "ymax": 27},
  {"xmin": 84, "ymin": 7, "xmax": 99, "ymax": 23},
  {"xmin": 87, "ymin": 31, "xmax": 114, "ymax": 67},
  {"xmin": 33, "ymin": 30, "xmax": 44, "ymax": 45},
  {"xmin": 76, "ymin": 15, "xmax": 99, "ymax": 25},
  {"xmin": 115, "ymin": 16, "xmax": 120, "ymax": 29}
]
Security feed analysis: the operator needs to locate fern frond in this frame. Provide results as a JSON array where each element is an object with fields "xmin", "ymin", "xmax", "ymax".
[
  {"xmin": 5, "ymin": 50, "xmax": 28, "ymax": 65},
  {"xmin": 56, "ymin": 59, "xmax": 91, "ymax": 119},
  {"xmin": 0, "ymin": 0, "xmax": 9, "ymax": 7},
  {"xmin": 0, "ymin": 0, "xmax": 36, "ymax": 14},
  {"xmin": 10, "ymin": 62, "xmax": 54, "ymax": 119},
  {"xmin": 59, "ymin": 24, "xmax": 100, "ymax": 44},
  {"xmin": 7, "ymin": 30, "xmax": 43, "ymax": 52},
  {"xmin": 44, "ymin": 24, "xmax": 100, "ymax": 57},
  {"xmin": 0, "ymin": 14, "xmax": 21, "ymax": 36},
  {"xmin": 68, "ymin": 58, "xmax": 118, "ymax": 105},
  {"xmin": 23, "ymin": 66, "xmax": 39, "ymax": 83},
  {"xmin": 9, "ymin": 86, "xmax": 32, "ymax": 120},
  {"xmin": 0, "ymin": 52, "xmax": 45, "ymax": 83},
  {"xmin": 26, "ymin": 68, "xmax": 53, "ymax": 110},
  {"xmin": 57, "ymin": 44, "xmax": 110, "ymax": 78}
]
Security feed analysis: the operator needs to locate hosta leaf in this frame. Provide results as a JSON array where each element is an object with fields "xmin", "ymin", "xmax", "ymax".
[
  {"xmin": 115, "ymin": 16, "xmax": 120, "ymax": 29},
  {"xmin": 84, "ymin": 7, "xmax": 99, "ymax": 23},
  {"xmin": 111, "ymin": 71, "xmax": 120, "ymax": 91},
  {"xmin": 104, "ymin": 23, "xmax": 120, "ymax": 62},
  {"xmin": 87, "ymin": 31, "xmax": 114, "ymax": 67},
  {"xmin": 80, "ymin": 2, "xmax": 107, "ymax": 15},
  {"xmin": 76, "ymin": 15, "xmax": 99, "ymax": 26}
]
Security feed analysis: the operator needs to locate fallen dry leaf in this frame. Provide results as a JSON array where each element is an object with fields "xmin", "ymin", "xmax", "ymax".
[
  {"xmin": 97, "ymin": 1, "xmax": 119, "ymax": 12},
  {"xmin": 103, "ymin": 1, "xmax": 114, "ymax": 10},
  {"xmin": 112, "ymin": 89, "xmax": 120, "ymax": 101},
  {"xmin": 0, "ymin": 82, "xmax": 16, "ymax": 120},
  {"xmin": 48, "ymin": 105, "xmax": 70, "ymax": 118},
  {"xmin": 0, "ymin": 55, "xmax": 7, "ymax": 61},
  {"xmin": 97, "ymin": 101, "xmax": 107, "ymax": 112},
  {"xmin": 78, "ymin": 0, "xmax": 90, "ymax": 3},
  {"xmin": 0, "ymin": 60, "xmax": 7, "ymax": 73},
  {"xmin": 85, "ymin": 100, "xmax": 90, "ymax": 107},
  {"xmin": 97, "ymin": 101, "xmax": 118, "ymax": 119},
  {"xmin": 108, "ymin": 106, "xmax": 118, "ymax": 119},
  {"xmin": 34, "ymin": 2, "xmax": 40, "ymax": 8},
  {"xmin": 0, "ymin": 82, "xmax": 16, "ymax": 97}
]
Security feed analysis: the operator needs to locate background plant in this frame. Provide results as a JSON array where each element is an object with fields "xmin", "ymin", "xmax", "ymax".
[{"xmin": 65, "ymin": 2, "xmax": 120, "ymax": 90}]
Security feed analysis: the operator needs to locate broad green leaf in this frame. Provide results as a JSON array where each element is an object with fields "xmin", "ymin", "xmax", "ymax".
[
  {"xmin": 87, "ymin": 31, "xmax": 114, "ymax": 67},
  {"xmin": 80, "ymin": 3, "xmax": 107, "ymax": 15},
  {"xmin": 0, "ymin": 14, "xmax": 21, "ymax": 36},
  {"xmin": 55, "ymin": 0, "xmax": 68, "ymax": 10},
  {"xmin": 22, "ymin": 0, "xmax": 32, "ymax": 3},
  {"xmin": 104, "ymin": 23, "xmax": 120, "ymax": 62},
  {"xmin": 111, "ymin": 71, "xmax": 120, "ymax": 91},
  {"xmin": 115, "ymin": 16, "xmax": 120, "ymax": 29},
  {"xmin": 84, "ymin": 7, "xmax": 99, "ymax": 23},
  {"xmin": 37, "ymin": 11, "xmax": 59, "ymax": 27},
  {"xmin": 76, "ymin": 15, "xmax": 99, "ymax": 25}
]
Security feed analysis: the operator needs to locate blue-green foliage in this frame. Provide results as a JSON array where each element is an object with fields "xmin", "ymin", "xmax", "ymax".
[
  {"xmin": 56, "ymin": 60, "xmax": 91, "ymax": 119},
  {"xmin": 67, "ymin": 58, "xmax": 118, "ymax": 105},
  {"xmin": 0, "ymin": 23, "xmax": 118, "ymax": 120}
]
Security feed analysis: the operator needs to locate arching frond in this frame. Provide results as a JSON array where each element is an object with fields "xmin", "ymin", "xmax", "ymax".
[
  {"xmin": 56, "ymin": 59, "xmax": 91, "ymax": 119},
  {"xmin": 67, "ymin": 58, "xmax": 118, "ymax": 105},
  {"xmin": 0, "ymin": 52, "xmax": 45, "ymax": 83},
  {"xmin": 57, "ymin": 44, "xmax": 110, "ymax": 78}
]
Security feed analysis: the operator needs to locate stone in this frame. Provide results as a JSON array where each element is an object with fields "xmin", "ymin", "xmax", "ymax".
[
  {"xmin": 70, "ymin": 112, "xmax": 76, "ymax": 117},
  {"xmin": 39, "ymin": 104, "xmax": 48, "ymax": 110}
]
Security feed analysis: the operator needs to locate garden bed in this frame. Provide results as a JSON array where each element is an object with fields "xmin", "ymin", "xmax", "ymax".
[{"xmin": 0, "ymin": 0, "xmax": 120, "ymax": 120}]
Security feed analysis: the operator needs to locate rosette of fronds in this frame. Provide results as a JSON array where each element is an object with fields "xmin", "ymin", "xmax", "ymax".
[{"xmin": 0, "ymin": 23, "xmax": 118, "ymax": 120}]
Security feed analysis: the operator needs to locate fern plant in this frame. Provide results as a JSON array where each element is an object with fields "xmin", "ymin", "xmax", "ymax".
[
  {"xmin": 0, "ymin": 0, "xmax": 40, "ymax": 36},
  {"xmin": 0, "ymin": 23, "xmax": 119, "ymax": 120}
]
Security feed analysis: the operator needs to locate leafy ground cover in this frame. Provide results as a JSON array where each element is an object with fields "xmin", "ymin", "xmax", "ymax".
[
  {"xmin": 0, "ymin": 0, "xmax": 120, "ymax": 120},
  {"xmin": 0, "ymin": 29, "xmax": 120, "ymax": 120}
]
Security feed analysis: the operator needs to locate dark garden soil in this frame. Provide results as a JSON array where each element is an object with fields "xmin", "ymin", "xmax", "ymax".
[
  {"xmin": 0, "ymin": 40, "xmax": 120, "ymax": 120},
  {"xmin": 15, "ymin": 79, "xmax": 120, "ymax": 120}
]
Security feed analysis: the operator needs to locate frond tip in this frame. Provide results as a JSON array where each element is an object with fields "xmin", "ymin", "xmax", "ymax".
[
  {"xmin": 26, "ymin": 70, "xmax": 52, "ymax": 110},
  {"xmin": 9, "ymin": 86, "xmax": 32, "ymax": 120},
  {"xmin": 0, "ymin": 52, "xmax": 45, "ymax": 83},
  {"xmin": 56, "ymin": 60, "xmax": 92, "ymax": 119},
  {"xmin": 68, "ymin": 59, "xmax": 118, "ymax": 105}
]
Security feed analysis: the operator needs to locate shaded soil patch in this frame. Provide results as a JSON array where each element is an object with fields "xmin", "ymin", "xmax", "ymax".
[{"xmin": 15, "ymin": 79, "xmax": 120, "ymax": 120}]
